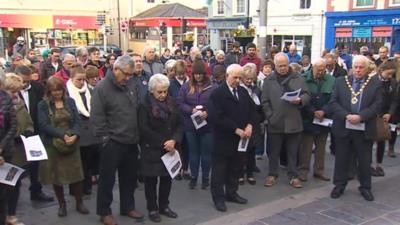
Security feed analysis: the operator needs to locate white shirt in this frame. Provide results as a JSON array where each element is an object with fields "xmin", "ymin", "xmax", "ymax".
[
  {"xmin": 226, "ymin": 81, "xmax": 239, "ymax": 100},
  {"xmin": 52, "ymin": 61, "xmax": 59, "ymax": 71},
  {"xmin": 20, "ymin": 84, "xmax": 31, "ymax": 113}
]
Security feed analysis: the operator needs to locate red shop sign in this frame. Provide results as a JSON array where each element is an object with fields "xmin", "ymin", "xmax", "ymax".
[
  {"xmin": 335, "ymin": 27, "xmax": 352, "ymax": 38},
  {"xmin": 372, "ymin": 26, "xmax": 392, "ymax": 37},
  {"xmin": 53, "ymin": 15, "xmax": 99, "ymax": 29}
]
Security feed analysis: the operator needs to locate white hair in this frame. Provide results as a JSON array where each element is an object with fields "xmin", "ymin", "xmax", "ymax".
[
  {"xmin": 274, "ymin": 52, "xmax": 289, "ymax": 65},
  {"xmin": 143, "ymin": 46, "xmax": 155, "ymax": 56},
  {"xmin": 226, "ymin": 64, "xmax": 242, "ymax": 76},
  {"xmin": 243, "ymin": 63, "xmax": 257, "ymax": 77},
  {"xmin": 114, "ymin": 55, "xmax": 134, "ymax": 70},
  {"xmin": 215, "ymin": 50, "xmax": 225, "ymax": 57},
  {"xmin": 312, "ymin": 58, "xmax": 326, "ymax": 67},
  {"xmin": 148, "ymin": 73, "xmax": 170, "ymax": 91},
  {"xmin": 352, "ymin": 55, "xmax": 370, "ymax": 68},
  {"xmin": 75, "ymin": 46, "xmax": 88, "ymax": 57},
  {"xmin": 165, "ymin": 59, "xmax": 177, "ymax": 70},
  {"xmin": 63, "ymin": 53, "xmax": 76, "ymax": 62}
]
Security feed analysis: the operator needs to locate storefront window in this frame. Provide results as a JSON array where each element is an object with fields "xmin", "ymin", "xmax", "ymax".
[
  {"xmin": 390, "ymin": 0, "xmax": 400, "ymax": 5},
  {"xmin": 300, "ymin": 0, "xmax": 311, "ymax": 9}
]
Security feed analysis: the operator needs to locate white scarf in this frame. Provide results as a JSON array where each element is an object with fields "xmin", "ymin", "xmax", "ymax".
[{"xmin": 66, "ymin": 79, "xmax": 91, "ymax": 117}]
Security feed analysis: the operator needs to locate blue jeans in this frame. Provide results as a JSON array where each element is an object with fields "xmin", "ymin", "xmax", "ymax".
[{"xmin": 185, "ymin": 132, "xmax": 212, "ymax": 181}]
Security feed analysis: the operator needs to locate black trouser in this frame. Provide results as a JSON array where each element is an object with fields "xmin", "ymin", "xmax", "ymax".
[
  {"xmin": 376, "ymin": 131, "xmax": 397, "ymax": 164},
  {"xmin": 80, "ymin": 144, "xmax": 100, "ymax": 191},
  {"xmin": 211, "ymin": 153, "xmax": 241, "ymax": 203},
  {"xmin": 28, "ymin": 161, "xmax": 42, "ymax": 196},
  {"xmin": 239, "ymin": 146, "xmax": 256, "ymax": 178},
  {"xmin": 268, "ymin": 133, "xmax": 301, "ymax": 179},
  {"xmin": 179, "ymin": 134, "xmax": 189, "ymax": 171},
  {"xmin": 144, "ymin": 176, "xmax": 171, "ymax": 212},
  {"xmin": 333, "ymin": 131, "xmax": 373, "ymax": 190},
  {"xmin": 0, "ymin": 184, "xmax": 7, "ymax": 225},
  {"xmin": 96, "ymin": 140, "xmax": 139, "ymax": 216}
]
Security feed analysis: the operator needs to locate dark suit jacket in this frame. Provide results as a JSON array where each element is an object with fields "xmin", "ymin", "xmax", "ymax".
[
  {"xmin": 329, "ymin": 75, "xmax": 382, "ymax": 140},
  {"xmin": 27, "ymin": 81, "xmax": 44, "ymax": 134},
  {"xmin": 207, "ymin": 82, "xmax": 256, "ymax": 156},
  {"xmin": 332, "ymin": 63, "xmax": 347, "ymax": 78}
]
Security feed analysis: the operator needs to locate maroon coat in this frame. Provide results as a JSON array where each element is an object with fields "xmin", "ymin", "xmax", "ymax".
[{"xmin": 240, "ymin": 55, "xmax": 262, "ymax": 73}]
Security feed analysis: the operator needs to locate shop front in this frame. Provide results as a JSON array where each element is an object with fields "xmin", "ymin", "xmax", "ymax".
[
  {"xmin": 325, "ymin": 9, "xmax": 400, "ymax": 55},
  {"xmin": 0, "ymin": 14, "xmax": 101, "ymax": 57},
  {"xmin": 129, "ymin": 17, "xmax": 207, "ymax": 54}
]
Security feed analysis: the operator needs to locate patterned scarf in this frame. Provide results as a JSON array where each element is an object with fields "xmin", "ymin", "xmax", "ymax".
[{"xmin": 149, "ymin": 94, "xmax": 174, "ymax": 120}]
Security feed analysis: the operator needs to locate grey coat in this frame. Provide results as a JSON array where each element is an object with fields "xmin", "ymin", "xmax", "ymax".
[
  {"xmin": 261, "ymin": 71, "xmax": 310, "ymax": 134},
  {"xmin": 143, "ymin": 59, "xmax": 164, "ymax": 75},
  {"xmin": 90, "ymin": 73, "xmax": 139, "ymax": 145}
]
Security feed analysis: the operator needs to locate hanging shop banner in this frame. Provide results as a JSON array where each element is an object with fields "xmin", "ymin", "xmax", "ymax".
[
  {"xmin": 372, "ymin": 26, "xmax": 393, "ymax": 37},
  {"xmin": 352, "ymin": 27, "xmax": 371, "ymax": 38},
  {"xmin": 131, "ymin": 18, "xmax": 206, "ymax": 28},
  {"xmin": 0, "ymin": 14, "xmax": 52, "ymax": 28},
  {"xmin": 53, "ymin": 15, "xmax": 99, "ymax": 30}
]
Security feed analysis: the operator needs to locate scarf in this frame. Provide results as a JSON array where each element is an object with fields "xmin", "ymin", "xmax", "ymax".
[
  {"xmin": 149, "ymin": 94, "xmax": 173, "ymax": 120},
  {"xmin": 66, "ymin": 79, "xmax": 91, "ymax": 117},
  {"xmin": 240, "ymin": 83, "xmax": 260, "ymax": 105}
]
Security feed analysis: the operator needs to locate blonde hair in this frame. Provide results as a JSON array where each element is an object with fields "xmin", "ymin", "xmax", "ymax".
[
  {"xmin": 243, "ymin": 63, "xmax": 257, "ymax": 81},
  {"xmin": 4, "ymin": 73, "xmax": 24, "ymax": 92}
]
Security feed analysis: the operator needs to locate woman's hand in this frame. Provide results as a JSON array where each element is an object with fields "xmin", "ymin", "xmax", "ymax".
[
  {"xmin": 0, "ymin": 156, "xmax": 4, "ymax": 166},
  {"xmin": 163, "ymin": 140, "xmax": 176, "ymax": 152},
  {"xmin": 66, "ymin": 135, "xmax": 78, "ymax": 146},
  {"xmin": 200, "ymin": 111, "xmax": 208, "ymax": 119}
]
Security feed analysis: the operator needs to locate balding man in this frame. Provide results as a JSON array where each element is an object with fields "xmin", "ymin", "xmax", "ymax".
[
  {"xmin": 375, "ymin": 46, "xmax": 389, "ymax": 67},
  {"xmin": 208, "ymin": 64, "xmax": 256, "ymax": 212},
  {"xmin": 53, "ymin": 53, "xmax": 76, "ymax": 84},
  {"xmin": 261, "ymin": 53, "xmax": 310, "ymax": 188},
  {"xmin": 324, "ymin": 53, "xmax": 347, "ymax": 78},
  {"xmin": 330, "ymin": 55, "xmax": 382, "ymax": 201},
  {"xmin": 143, "ymin": 47, "xmax": 164, "ymax": 75},
  {"xmin": 287, "ymin": 44, "xmax": 301, "ymax": 64},
  {"xmin": 299, "ymin": 59, "xmax": 335, "ymax": 182}
]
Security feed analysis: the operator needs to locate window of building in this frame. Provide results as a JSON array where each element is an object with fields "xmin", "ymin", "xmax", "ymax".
[
  {"xmin": 217, "ymin": 0, "xmax": 224, "ymax": 15},
  {"xmin": 300, "ymin": 0, "xmax": 311, "ymax": 9},
  {"xmin": 147, "ymin": 0, "xmax": 155, "ymax": 3},
  {"xmin": 354, "ymin": 0, "xmax": 374, "ymax": 7},
  {"xmin": 390, "ymin": 0, "xmax": 400, "ymax": 6},
  {"xmin": 236, "ymin": 0, "xmax": 245, "ymax": 14}
]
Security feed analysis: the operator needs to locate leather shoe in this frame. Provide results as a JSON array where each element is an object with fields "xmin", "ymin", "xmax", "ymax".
[
  {"xmin": 31, "ymin": 192, "xmax": 54, "ymax": 202},
  {"xmin": 58, "ymin": 202, "xmax": 67, "ymax": 217},
  {"xmin": 313, "ymin": 174, "xmax": 331, "ymax": 181},
  {"xmin": 359, "ymin": 187, "xmax": 374, "ymax": 201},
  {"xmin": 100, "ymin": 215, "xmax": 118, "ymax": 225},
  {"xmin": 330, "ymin": 186, "xmax": 344, "ymax": 199},
  {"xmin": 148, "ymin": 211, "xmax": 161, "ymax": 223},
  {"xmin": 123, "ymin": 210, "xmax": 144, "ymax": 220},
  {"xmin": 214, "ymin": 201, "xmax": 227, "ymax": 212},
  {"xmin": 159, "ymin": 207, "xmax": 178, "ymax": 218},
  {"xmin": 226, "ymin": 193, "xmax": 247, "ymax": 204}
]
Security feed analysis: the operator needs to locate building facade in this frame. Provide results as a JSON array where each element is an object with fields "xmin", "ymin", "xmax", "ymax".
[
  {"xmin": 0, "ymin": 0, "xmax": 109, "ymax": 57},
  {"xmin": 107, "ymin": 0, "xmax": 206, "ymax": 51},
  {"xmin": 325, "ymin": 0, "xmax": 400, "ymax": 55}
]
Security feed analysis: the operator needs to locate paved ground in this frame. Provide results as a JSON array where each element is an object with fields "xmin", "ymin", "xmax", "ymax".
[{"xmin": 15, "ymin": 146, "xmax": 400, "ymax": 225}]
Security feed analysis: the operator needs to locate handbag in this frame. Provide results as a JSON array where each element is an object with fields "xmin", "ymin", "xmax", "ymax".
[
  {"xmin": 46, "ymin": 100, "xmax": 76, "ymax": 155},
  {"xmin": 373, "ymin": 116, "xmax": 391, "ymax": 142}
]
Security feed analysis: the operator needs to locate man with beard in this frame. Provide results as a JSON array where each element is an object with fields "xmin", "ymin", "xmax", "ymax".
[
  {"xmin": 240, "ymin": 43, "xmax": 261, "ymax": 73},
  {"xmin": 225, "ymin": 41, "xmax": 243, "ymax": 67},
  {"xmin": 53, "ymin": 54, "xmax": 76, "ymax": 84}
]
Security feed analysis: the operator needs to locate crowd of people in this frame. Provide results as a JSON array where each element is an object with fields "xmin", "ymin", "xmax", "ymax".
[{"xmin": 0, "ymin": 41, "xmax": 400, "ymax": 225}]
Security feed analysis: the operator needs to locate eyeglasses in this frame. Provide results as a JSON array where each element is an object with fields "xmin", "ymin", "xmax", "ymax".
[{"xmin": 119, "ymin": 68, "xmax": 132, "ymax": 77}]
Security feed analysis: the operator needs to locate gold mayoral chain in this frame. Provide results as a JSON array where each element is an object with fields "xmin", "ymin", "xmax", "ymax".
[{"xmin": 344, "ymin": 75, "xmax": 372, "ymax": 105}]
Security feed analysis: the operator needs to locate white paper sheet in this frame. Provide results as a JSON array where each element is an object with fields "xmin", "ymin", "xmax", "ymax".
[
  {"xmin": 345, "ymin": 121, "xmax": 365, "ymax": 131},
  {"xmin": 190, "ymin": 111, "xmax": 207, "ymax": 129},
  {"xmin": 389, "ymin": 123, "xmax": 397, "ymax": 132},
  {"xmin": 20, "ymin": 135, "xmax": 48, "ymax": 161},
  {"xmin": 161, "ymin": 150, "xmax": 182, "ymax": 179},
  {"xmin": 280, "ymin": 88, "xmax": 301, "ymax": 101},
  {"xmin": 0, "ymin": 163, "xmax": 24, "ymax": 186},
  {"xmin": 238, "ymin": 138, "xmax": 249, "ymax": 152},
  {"xmin": 313, "ymin": 118, "xmax": 333, "ymax": 127}
]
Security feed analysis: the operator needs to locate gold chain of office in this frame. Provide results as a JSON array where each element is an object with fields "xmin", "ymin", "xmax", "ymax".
[{"xmin": 344, "ymin": 75, "xmax": 372, "ymax": 105}]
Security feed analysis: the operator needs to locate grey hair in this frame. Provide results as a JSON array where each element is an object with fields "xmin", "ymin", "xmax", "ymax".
[
  {"xmin": 76, "ymin": 46, "xmax": 88, "ymax": 57},
  {"xmin": 289, "ymin": 63, "xmax": 302, "ymax": 73},
  {"xmin": 143, "ymin": 46, "xmax": 155, "ymax": 56},
  {"xmin": 114, "ymin": 55, "xmax": 134, "ymax": 70},
  {"xmin": 352, "ymin": 55, "xmax": 370, "ymax": 68},
  {"xmin": 63, "ymin": 53, "xmax": 76, "ymax": 62},
  {"xmin": 242, "ymin": 63, "xmax": 257, "ymax": 77},
  {"xmin": 274, "ymin": 52, "xmax": 289, "ymax": 65},
  {"xmin": 148, "ymin": 73, "xmax": 170, "ymax": 91},
  {"xmin": 165, "ymin": 59, "xmax": 177, "ymax": 70},
  {"xmin": 215, "ymin": 50, "xmax": 225, "ymax": 57},
  {"xmin": 312, "ymin": 58, "xmax": 326, "ymax": 67},
  {"xmin": 226, "ymin": 64, "xmax": 242, "ymax": 76}
]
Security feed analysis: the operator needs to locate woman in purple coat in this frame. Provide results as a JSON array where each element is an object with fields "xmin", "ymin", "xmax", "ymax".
[{"xmin": 176, "ymin": 60, "xmax": 216, "ymax": 190}]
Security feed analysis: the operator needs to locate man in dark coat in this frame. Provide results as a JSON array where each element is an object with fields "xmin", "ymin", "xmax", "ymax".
[
  {"xmin": 325, "ymin": 53, "xmax": 347, "ymax": 78},
  {"xmin": 128, "ymin": 53, "xmax": 152, "ymax": 104},
  {"xmin": 329, "ymin": 55, "xmax": 383, "ymax": 201},
  {"xmin": 39, "ymin": 48, "xmax": 62, "ymax": 83},
  {"xmin": 15, "ymin": 65, "xmax": 54, "ymax": 202},
  {"xmin": 91, "ymin": 55, "xmax": 144, "ymax": 225},
  {"xmin": 224, "ymin": 41, "xmax": 243, "ymax": 67},
  {"xmin": 207, "ymin": 64, "xmax": 256, "ymax": 212}
]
